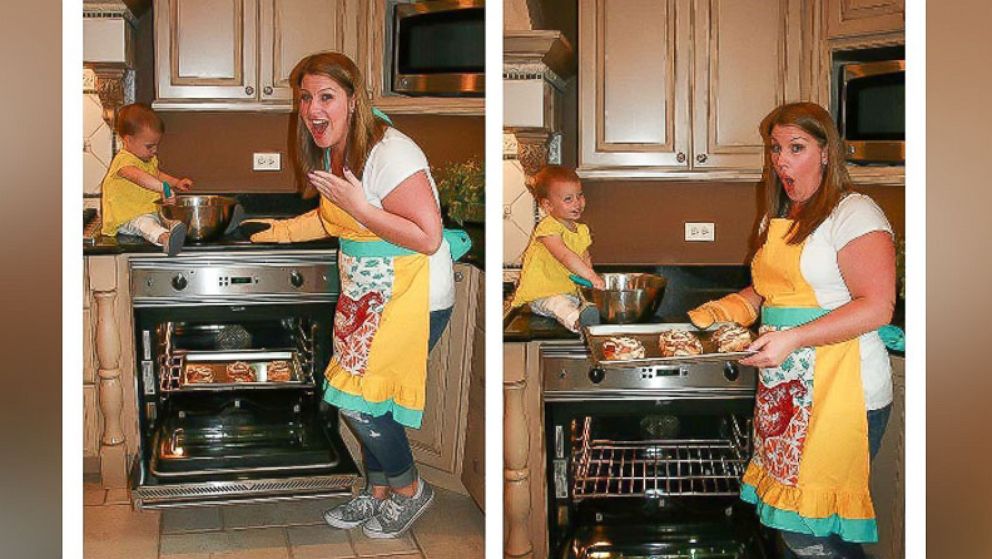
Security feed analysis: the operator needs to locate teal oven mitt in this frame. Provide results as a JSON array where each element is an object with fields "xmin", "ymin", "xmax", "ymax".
[
  {"xmin": 443, "ymin": 229, "xmax": 472, "ymax": 261},
  {"xmin": 878, "ymin": 324, "xmax": 905, "ymax": 352}
]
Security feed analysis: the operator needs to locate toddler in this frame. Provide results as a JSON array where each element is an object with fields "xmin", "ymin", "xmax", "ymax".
[
  {"xmin": 511, "ymin": 165, "xmax": 605, "ymax": 332},
  {"xmin": 100, "ymin": 103, "xmax": 192, "ymax": 255}
]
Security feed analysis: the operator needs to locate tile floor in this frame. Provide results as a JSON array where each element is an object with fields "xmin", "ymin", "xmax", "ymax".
[{"xmin": 84, "ymin": 481, "xmax": 484, "ymax": 559}]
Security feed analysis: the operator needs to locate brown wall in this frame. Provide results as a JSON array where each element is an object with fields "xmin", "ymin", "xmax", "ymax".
[
  {"xmin": 156, "ymin": 112, "xmax": 483, "ymax": 194},
  {"xmin": 583, "ymin": 179, "xmax": 905, "ymax": 266}
]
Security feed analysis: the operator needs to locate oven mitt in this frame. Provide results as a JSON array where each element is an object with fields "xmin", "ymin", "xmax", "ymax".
[
  {"xmin": 443, "ymin": 228, "xmax": 472, "ymax": 261},
  {"xmin": 878, "ymin": 324, "xmax": 905, "ymax": 352},
  {"xmin": 242, "ymin": 209, "xmax": 329, "ymax": 243},
  {"xmin": 687, "ymin": 293, "xmax": 758, "ymax": 329}
]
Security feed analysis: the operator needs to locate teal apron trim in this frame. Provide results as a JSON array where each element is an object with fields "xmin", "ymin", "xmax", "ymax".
[
  {"xmin": 763, "ymin": 307, "xmax": 905, "ymax": 351},
  {"xmin": 372, "ymin": 107, "xmax": 393, "ymax": 125},
  {"xmin": 339, "ymin": 230, "xmax": 471, "ymax": 261},
  {"xmin": 762, "ymin": 306, "xmax": 829, "ymax": 328},
  {"xmin": 741, "ymin": 483, "xmax": 878, "ymax": 543},
  {"xmin": 323, "ymin": 385, "xmax": 423, "ymax": 429}
]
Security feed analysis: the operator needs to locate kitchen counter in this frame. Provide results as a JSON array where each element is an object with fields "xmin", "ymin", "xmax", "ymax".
[
  {"xmin": 503, "ymin": 305, "xmax": 578, "ymax": 342},
  {"xmin": 83, "ymin": 233, "xmax": 338, "ymax": 255}
]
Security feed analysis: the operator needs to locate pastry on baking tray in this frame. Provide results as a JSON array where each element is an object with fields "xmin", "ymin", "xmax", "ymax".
[
  {"xmin": 601, "ymin": 336, "xmax": 646, "ymax": 361},
  {"xmin": 266, "ymin": 360, "xmax": 292, "ymax": 382},
  {"xmin": 226, "ymin": 361, "xmax": 256, "ymax": 383},
  {"xmin": 657, "ymin": 329, "xmax": 704, "ymax": 357},
  {"xmin": 186, "ymin": 364, "xmax": 214, "ymax": 383},
  {"xmin": 712, "ymin": 323, "xmax": 754, "ymax": 353}
]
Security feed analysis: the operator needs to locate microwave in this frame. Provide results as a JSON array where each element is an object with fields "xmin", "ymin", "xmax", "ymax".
[
  {"xmin": 388, "ymin": 0, "xmax": 485, "ymax": 97},
  {"xmin": 839, "ymin": 59, "xmax": 905, "ymax": 164}
]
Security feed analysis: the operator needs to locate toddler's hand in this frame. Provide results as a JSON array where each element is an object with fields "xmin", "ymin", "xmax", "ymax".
[
  {"xmin": 174, "ymin": 178, "xmax": 193, "ymax": 192},
  {"xmin": 591, "ymin": 275, "xmax": 606, "ymax": 290}
]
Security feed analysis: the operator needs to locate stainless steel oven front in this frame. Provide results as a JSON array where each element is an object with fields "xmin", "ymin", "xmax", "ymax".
[
  {"xmin": 542, "ymin": 343, "xmax": 775, "ymax": 559},
  {"xmin": 128, "ymin": 251, "xmax": 359, "ymax": 509}
]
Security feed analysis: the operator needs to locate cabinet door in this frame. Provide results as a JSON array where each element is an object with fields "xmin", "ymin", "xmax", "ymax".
[
  {"xmin": 406, "ymin": 265, "xmax": 472, "ymax": 477},
  {"xmin": 460, "ymin": 267, "xmax": 485, "ymax": 510},
  {"xmin": 155, "ymin": 0, "xmax": 258, "ymax": 101},
  {"xmin": 258, "ymin": 0, "xmax": 365, "ymax": 103},
  {"xmin": 691, "ymin": 0, "xmax": 804, "ymax": 170},
  {"xmin": 578, "ymin": 0, "xmax": 691, "ymax": 172},
  {"xmin": 826, "ymin": 0, "xmax": 904, "ymax": 39}
]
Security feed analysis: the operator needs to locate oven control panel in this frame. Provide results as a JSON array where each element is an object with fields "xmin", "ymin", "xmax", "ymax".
[
  {"xmin": 541, "ymin": 343, "xmax": 757, "ymax": 399},
  {"xmin": 130, "ymin": 254, "xmax": 339, "ymax": 303}
]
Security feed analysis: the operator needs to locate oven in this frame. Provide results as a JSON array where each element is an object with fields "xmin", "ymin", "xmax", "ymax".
[
  {"xmin": 542, "ymin": 343, "xmax": 776, "ymax": 558},
  {"xmin": 128, "ymin": 251, "xmax": 359, "ymax": 509}
]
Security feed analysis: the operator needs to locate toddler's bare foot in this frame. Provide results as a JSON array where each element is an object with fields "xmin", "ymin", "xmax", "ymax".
[{"xmin": 157, "ymin": 232, "xmax": 170, "ymax": 246}]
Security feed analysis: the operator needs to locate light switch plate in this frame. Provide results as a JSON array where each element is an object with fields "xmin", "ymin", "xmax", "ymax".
[
  {"xmin": 685, "ymin": 222, "xmax": 715, "ymax": 242},
  {"xmin": 253, "ymin": 152, "xmax": 281, "ymax": 171}
]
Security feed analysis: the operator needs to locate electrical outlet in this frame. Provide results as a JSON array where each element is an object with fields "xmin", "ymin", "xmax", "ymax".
[
  {"xmin": 684, "ymin": 222, "xmax": 715, "ymax": 242},
  {"xmin": 253, "ymin": 152, "xmax": 281, "ymax": 171}
]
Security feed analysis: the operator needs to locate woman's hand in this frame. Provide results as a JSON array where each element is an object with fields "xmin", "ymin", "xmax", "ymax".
[
  {"xmin": 739, "ymin": 329, "xmax": 802, "ymax": 368},
  {"xmin": 309, "ymin": 168, "xmax": 369, "ymax": 219}
]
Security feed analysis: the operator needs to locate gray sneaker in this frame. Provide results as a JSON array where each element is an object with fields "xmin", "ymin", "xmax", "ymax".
[
  {"xmin": 323, "ymin": 489, "xmax": 382, "ymax": 529},
  {"xmin": 362, "ymin": 479, "xmax": 434, "ymax": 539}
]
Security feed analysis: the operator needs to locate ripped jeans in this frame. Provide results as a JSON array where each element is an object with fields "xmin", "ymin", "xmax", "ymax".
[
  {"xmin": 339, "ymin": 307, "xmax": 453, "ymax": 489},
  {"xmin": 780, "ymin": 404, "xmax": 893, "ymax": 559}
]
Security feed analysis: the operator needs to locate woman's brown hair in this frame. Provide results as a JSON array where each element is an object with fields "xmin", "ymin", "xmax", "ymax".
[
  {"xmin": 758, "ymin": 102, "xmax": 852, "ymax": 246},
  {"xmin": 290, "ymin": 52, "xmax": 387, "ymax": 196}
]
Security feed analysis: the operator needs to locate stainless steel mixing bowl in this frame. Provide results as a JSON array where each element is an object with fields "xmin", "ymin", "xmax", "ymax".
[
  {"xmin": 156, "ymin": 195, "xmax": 237, "ymax": 242},
  {"xmin": 579, "ymin": 272, "xmax": 667, "ymax": 324}
]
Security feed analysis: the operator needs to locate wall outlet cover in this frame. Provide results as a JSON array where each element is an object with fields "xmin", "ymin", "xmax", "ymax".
[
  {"xmin": 253, "ymin": 152, "xmax": 281, "ymax": 171},
  {"xmin": 684, "ymin": 222, "xmax": 715, "ymax": 242}
]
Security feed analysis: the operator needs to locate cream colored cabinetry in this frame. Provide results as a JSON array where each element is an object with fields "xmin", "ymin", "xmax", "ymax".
[
  {"xmin": 154, "ymin": 0, "xmax": 364, "ymax": 110},
  {"xmin": 406, "ymin": 263, "xmax": 483, "ymax": 494},
  {"xmin": 865, "ymin": 355, "xmax": 905, "ymax": 559},
  {"xmin": 460, "ymin": 266, "xmax": 486, "ymax": 510},
  {"xmin": 578, "ymin": 0, "xmax": 807, "ymax": 179},
  {"xmin": 825, "ymin": 0, "xmax": 904, "ymax": 39},
  {"xmin": 83, "ymin": 255, "xmax": 140, "ymax": 489}
]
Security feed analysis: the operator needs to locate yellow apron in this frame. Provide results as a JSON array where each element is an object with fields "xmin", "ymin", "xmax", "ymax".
[
  {"xmin": 740, "ymin": 218, "xmax": 877, "ymax": 543},
  {"xmin": 318, "ymin": 198, "xmax": 430, "ymax": 429}
]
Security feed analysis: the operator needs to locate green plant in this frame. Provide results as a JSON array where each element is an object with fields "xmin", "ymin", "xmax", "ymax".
[
  {"xmin": 434, "ymin": 158, "xmax": 484, "ymax": 225},
  {"xmin": 895, "ymin": 237, "xmax": 905, "ymax": 300}
]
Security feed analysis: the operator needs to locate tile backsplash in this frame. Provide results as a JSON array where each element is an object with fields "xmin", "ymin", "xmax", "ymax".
[{"xmin": 82, "ymin": 68, "xmax": 114, "ymax": 210}]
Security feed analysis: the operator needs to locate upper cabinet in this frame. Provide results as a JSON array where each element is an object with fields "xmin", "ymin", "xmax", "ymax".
[
  {"xmin": 825, "ymin": 0, "xmax": 904, "ymax": 39},
  {"xmin": 578, "ymin": 0, "xmax": 807, "ymax": 179},
  {"xmin": 154, "ymin": 0, "xmax": 363, "ymax": 110}
]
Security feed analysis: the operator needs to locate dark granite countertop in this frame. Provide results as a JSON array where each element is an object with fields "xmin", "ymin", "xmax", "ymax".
[{"xmin": 503, "ymin": 305, "xmax": 578, "ymax": 342}]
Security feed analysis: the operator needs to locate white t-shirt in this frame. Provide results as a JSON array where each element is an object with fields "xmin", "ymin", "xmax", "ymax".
[
  {"xmin": 361, "ymin": 128, "xmax": 455, "ymax": 311},
  {"xmin": 798, "ymin": 193, "xmax": 894, "ymax": 410}
]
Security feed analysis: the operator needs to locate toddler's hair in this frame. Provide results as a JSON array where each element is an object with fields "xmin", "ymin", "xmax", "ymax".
[
  {"xmin": 528, "ymin": 164, "xmax": 580, "ymax": 200},
  {"xmin": 116, "ymin": 103, "xmax": 165, "ymax": 137}
]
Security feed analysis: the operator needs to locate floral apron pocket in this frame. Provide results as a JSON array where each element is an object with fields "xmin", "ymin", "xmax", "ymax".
[{"xmin": 333, "ymin": 253, "xmax": 394, "ymax": 376}]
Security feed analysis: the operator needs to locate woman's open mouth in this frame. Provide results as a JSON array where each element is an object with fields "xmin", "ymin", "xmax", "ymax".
[{"xmin": 310, "ymin": 119, "xmax": 329, "ymax": 139}]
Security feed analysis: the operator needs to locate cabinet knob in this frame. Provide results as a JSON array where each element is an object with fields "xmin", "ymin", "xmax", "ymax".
[
  {"xmin": 245, "ymin": 86, "xmax": 255, "ymax": 96},
  {"xmin": 263, "ymin": 86, "xmax": 273, "ymax": 96},
  {"xmin": 676, "ymin": 152, "xmax": 686, "ymax": 163},
  {"xmin": 696, "ymin": 153, "xmax": 708, "ymax": 163},
  {"xmin": 454, "ymin": 271, "xmax": 464, "ymax": 282}
]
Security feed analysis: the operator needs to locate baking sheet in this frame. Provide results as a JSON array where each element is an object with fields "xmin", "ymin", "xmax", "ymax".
[
  {"xmin": 180, "ymin": 350, "xmax": 304, "ymax": 388},
  {"xmin": 582, "ymin": 322, "xmax": 756, "ymax": 368}
]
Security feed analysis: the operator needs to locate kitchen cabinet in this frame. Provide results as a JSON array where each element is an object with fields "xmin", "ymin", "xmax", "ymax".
[
  {"xmin": 153, "ymin": 0, "xmax": 364, "ymax": 110},
  {"xmin": 865, "ymin": 355, "xmax": 905, "ymax": 559},
  {"xmin": 460, "ymin": 266, "xmax": 486, "ymax": 510},
  {"xmin": 825, "ymin": 0, "xmax": 904, "ymax": 39},
  {"xmin": 578, "ymin": 0, "xmax": 807, "ymax": 179},
  {"xmin": 405, "ymin": 263, "xmax": 483, "ymax": 494}
]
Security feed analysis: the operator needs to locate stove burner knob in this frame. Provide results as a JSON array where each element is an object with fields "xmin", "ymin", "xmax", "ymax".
[
  {"xmin": 588, "ymin": 367, "xmax": 605, "ymax": 384},
  {"xmin": 723, "ymin": 361, "xmax": 740, "ymax": 381},
  {"xmin": 290, "ymin": 270, "xmax": 304, "ymax": 288},
  {"xmin": 171, "ymin": 273, "xmax": 188, "ymax": 291}
]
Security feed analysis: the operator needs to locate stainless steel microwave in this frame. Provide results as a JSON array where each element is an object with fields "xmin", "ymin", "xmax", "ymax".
[
  {"xmin": 388, "ymin": 0, "xmax": 485, "ymax": 97},
  {"xmin": 840, "ymin": 59, "xmax": 905, "ymax": 164}
]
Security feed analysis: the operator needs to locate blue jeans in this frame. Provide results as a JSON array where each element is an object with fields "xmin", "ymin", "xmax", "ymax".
[
  {"xmin": 779, "ymin": 404, "xmax": 893, "ymax": 558},
  {"xmin": 340, "ymin": 307, "xmax": 453, "ymax": 489}
]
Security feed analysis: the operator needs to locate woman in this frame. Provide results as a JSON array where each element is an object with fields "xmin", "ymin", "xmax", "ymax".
[
  {"xmin": 688, "ymin": 102, "xmax": 896, "ymax": 558},
  {"xmin": 247, "ymin": 52, "xmax": 454, "ymax": 539}
]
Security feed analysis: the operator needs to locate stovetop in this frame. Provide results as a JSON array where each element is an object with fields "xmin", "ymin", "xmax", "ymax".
[{"xmin": 83, "ymin": 194, "xmax": 338, "ymax": 255}]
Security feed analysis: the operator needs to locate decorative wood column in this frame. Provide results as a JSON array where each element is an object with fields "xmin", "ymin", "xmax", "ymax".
[
  {"xmin": 92, "ymin": 274, "xmax": 127, "ymax": 489},
  {"xmin": 85, "ymin": 63, "xmax": 128, "ymax": 129},
  {"xmin": 504, "ymin": 345, "xmax": 533, "ymax": 559}
]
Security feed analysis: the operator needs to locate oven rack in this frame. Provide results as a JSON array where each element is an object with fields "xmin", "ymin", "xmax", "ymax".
[{"xmin": 571, "ymin": 416, "xmax": 750, "ymax": 501}]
